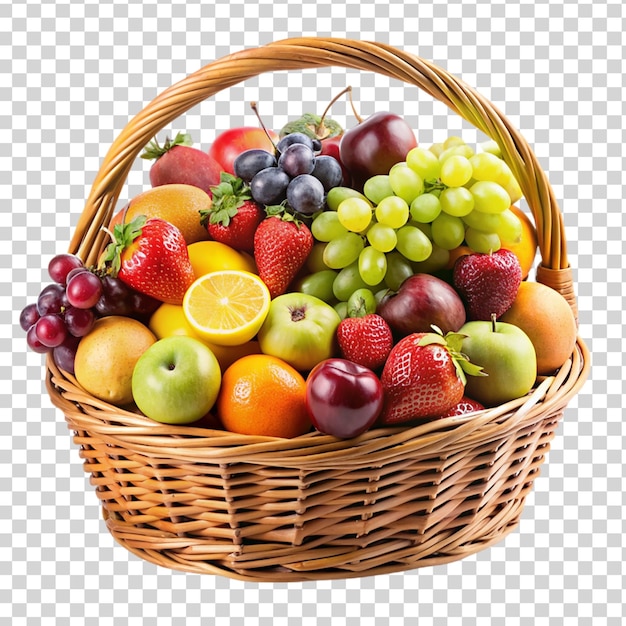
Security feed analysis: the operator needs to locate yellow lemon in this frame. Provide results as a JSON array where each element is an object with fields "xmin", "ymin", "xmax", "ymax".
[
  {"xmin": 187, "ymin": 241, "xmax": 257, "ymax": 278},
  {"xmin": 183, "ymin": 270, "xmax": 270, "ymax": 346}
]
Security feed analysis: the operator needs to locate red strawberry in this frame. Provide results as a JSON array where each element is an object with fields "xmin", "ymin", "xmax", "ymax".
[
  {"xmin": 141, "ymin": 132, "xmax": 223, "ymax": 195},
  {"xmin": 439, "ymin": 395, "xmax": 485, "ymax": 418},
  {"xmin": 379, "ymin": 330, "xmax": 484, "ymax": 425},
  {"xmin": 102, "ymin": 215, "xmax": 195, "ymax": 305},
  {"xmin": 452, "ymin": 248, "xmax": 522, "ymax": 321},
  {"xmin": 253, "ymin": 212, "xmax": 313, "ymax": 298},
  {"xmin": 199, "ymin": 173, "xmax": 264, "ymax": 254},
  {"xmin": 337, "ymin": 314, "xmax": 393, "ymax": 371}
]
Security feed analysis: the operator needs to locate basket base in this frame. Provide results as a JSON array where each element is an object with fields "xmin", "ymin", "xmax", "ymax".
[{"xmin": 102, "ymin": 498, "xmax": 525, "ymax": 583}]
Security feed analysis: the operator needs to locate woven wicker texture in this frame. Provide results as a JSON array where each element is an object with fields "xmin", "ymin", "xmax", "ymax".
[{"xmin": 47, "ymin": 37, "xmax": 590, "ymax": 582}]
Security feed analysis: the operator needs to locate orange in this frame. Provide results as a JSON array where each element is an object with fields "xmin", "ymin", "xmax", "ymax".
[
  {"xmin": 217, "ymin": 354, "xmax": 312, "ymax": 438},
  {"xmin": 148, "ymin": 302, "xmax": 261, "ymax": 371},
  {"xmin": 182, "ymin": 270, "xmax": 270, "ymax": 346},
  {"xmin": 500, "ymin": 281, "xmax": 577, "ymax": 375},
  {"xmin": 110, "ymin": 184, "xmax": 211, "ymax": 244},
  {"xmin": 506, "ymin": 206, "xmax": 538, "ymax": 279}
]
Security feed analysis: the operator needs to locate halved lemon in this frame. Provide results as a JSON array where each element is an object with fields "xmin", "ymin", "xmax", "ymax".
[{"xmin": 182, "ymin": 270, "xmax": 271, "ymax": 346}]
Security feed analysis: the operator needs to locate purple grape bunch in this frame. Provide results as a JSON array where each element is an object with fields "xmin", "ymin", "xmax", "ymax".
[
  {"xmin": 233, "ymin": 132, "xmax": 343, "ymax": 216},
  {"xmin": 19, "ymin": 253, "xmax": 159, "ymax": 374}
]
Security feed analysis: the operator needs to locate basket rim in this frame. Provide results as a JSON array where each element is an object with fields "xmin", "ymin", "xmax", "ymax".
[{"xmin": 48, "ymin": 336, "xmax": 590, "ymax": 464}]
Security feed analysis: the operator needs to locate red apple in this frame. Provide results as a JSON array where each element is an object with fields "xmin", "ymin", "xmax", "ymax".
[
  {"xmin": 339, "ymin": 112, "xmax": 418, "ymax": 190},
  {"xmin": 208, "ymin": 127, "xmax": 279, "ymax": 174},
  {"xmin": 377, "ymin": 273, "xmax": 466, "ymax": 337},
  {"xmin": 306, "ymin": 358, "xmax": 383, "ymax": 439}
]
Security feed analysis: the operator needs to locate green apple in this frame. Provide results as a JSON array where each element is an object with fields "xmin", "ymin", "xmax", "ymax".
[
  {"xmin": 257, "ymin": 292, "xmax": 341, "ymax": 371},
  {"xmin": 459, "ymin": 317, "xmax": 537, "ymax": 407},
  {"xmin": 132, "ymin": 335, "xmax": 221, "ymax": 424}
]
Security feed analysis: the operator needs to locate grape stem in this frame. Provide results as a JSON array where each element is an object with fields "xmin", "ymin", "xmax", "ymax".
[{"xmin": 250, "ymin": 101, "xmax": 279, "ymax": 152}]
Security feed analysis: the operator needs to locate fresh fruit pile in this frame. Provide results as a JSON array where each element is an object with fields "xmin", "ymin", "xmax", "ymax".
[{"xmin": 21, "ymin": 100, "xmax": 578, "ymax": 440}]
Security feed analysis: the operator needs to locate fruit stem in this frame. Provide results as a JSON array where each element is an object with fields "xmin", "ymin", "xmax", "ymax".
[
  {"xmin": 491, "ymin": 312, "xmax": 497, "ymax": 332},
  {"xmin": 345, "ymin": 86, "xmax": 363, "ymax": 124},
  {"xmin": 250, "ymin": 101, "xmax": 278, "ymax": 151},
  {"xmin": 318, "ymin": 86, "xmax": 360, "ymax": 133}
]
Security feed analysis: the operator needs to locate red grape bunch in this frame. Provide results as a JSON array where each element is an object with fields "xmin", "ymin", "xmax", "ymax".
[{"xmin": 19, "ymin": 253, "xmax": 159, "ymax": 374}]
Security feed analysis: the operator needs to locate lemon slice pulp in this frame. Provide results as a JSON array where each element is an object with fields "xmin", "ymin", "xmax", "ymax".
[{"xmin": 182, "ymin": 270, "xmax": 270, "ymax": 346}]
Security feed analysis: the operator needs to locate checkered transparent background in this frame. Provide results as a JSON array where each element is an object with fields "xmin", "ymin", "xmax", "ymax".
[{"xmin": 3, "ymin": 0, "xmax": 624, "ymax": 624}]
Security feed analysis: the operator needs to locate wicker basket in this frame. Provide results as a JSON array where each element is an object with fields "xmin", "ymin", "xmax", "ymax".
[{"xmin": 46, "ymin": 37, "xmax": 590, "ymax": 582}]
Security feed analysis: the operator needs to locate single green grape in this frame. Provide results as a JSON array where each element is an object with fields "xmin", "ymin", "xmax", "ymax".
[
  {"xmin": 358, "ymin": 246, "xmax": 388, "ymax": 286},
  {"xmin": 443, "ymin": 135, "xmax": 467, "ymax": 150},
  {"xmin": 294, "ymin": 269, "xmax": 338, "ymax": 303},
  {"xmin": 429, "ymin": 142, "xmax": 445, "ymax": 158},
  {"xmin": 323, "ymin": 232, "xmax": 364, "ymax": 269},
  {"xmin": 366, "ymin": 221, "xmax": 398, "ymax": 253},
  {"xmin": 431, "ymin": 213, "xmax": 466, "ymax": 250},
  {"xmin": 334, "ymin": 300, "xmax": 349, "ymax": 320},
  {"xmin": 388, "ymin": 163, "xmax": 424, "ymax": 204},
  {"xmin": 347, "ymin": 288, "xmax": 377, "ymax": 317},
  {"xmin": 333, "ymin": 262, "xmax": 372, "ymax": 301},
  {"xmin": 337, "ymin": 197, "xmax": 373, "ymax": 232},
  {"xmin": 375, "ymin": 195, "xmax": 410, "ymax": 229},
  {"xmin": 480, "ymin": 139, "xmax": 501, "ymax": 157},
  {"xmin": 406, "ymin": 146, "xmax": 441, "ymax": 181},
  {"xmin": 465, "ymin": 228, "xmax": 501, "ymax": 253},
  {"xmin": 306, "ymin": 242, "xmax": 331, "ymax": 273},
  {"xmin": 326, "ymin": 186, "xmax": 369, "ymax": 211},
  {"xmin": 311, "ymin": 210, "xmax": 348, "ymax": 242},
  {"xmin": 494, "ymin": 208, "xmax": 523, "ymax": 244},
  {"xmin": 384, "ymin": 251, "xmax": 414, "ymax": 291},
  {"xmin": 438, "ymin": 143, "xmax": 474, "ymax": 162},
  {"xmin": 363, "ymin": 175, "xmax": 394, "ymax": 205},
  {"xmin": 470, "ymin": 181, "xmax": 511, "ymax": 214},
  {"xmin": 395, "ymin": 225, "xmax": 433, "ymax": 262},
  {"xmin": 439, "ymin": 186, "xmax": 475, "ymax": 217},
  {"xmin": 462, "ymin": 208, "xmax": 503, "ymax": 233},
  {"xmin": 410, "ymin": 193, "xmax": 441, "ymax": 223},
  {"xmin": 440, "ymin": 155, "xmax": 473, "ymax": 187},
  {"xmin": 498, "ymin": 170, "xmax": 523, "ymax": 205}
]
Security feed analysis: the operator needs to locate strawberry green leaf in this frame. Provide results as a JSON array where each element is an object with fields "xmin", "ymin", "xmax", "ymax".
[
  {"xmin": 417, "ymin": 332, "xmax": 447, "ymax": 347},
  {"xmin": 200, "ymin": 173, "xmax": 253, "ymax": 228},
  {"xmin": 140, "ymin": 132, "xmax": 193, "ymax": 160},
  {"xmin": 100, "ymin": 215, "xmax": 146, "ymax": 275}
]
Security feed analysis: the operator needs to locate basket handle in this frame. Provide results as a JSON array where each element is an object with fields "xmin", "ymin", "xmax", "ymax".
[{"xmin": 69, "ymin": 37, "xmax": 577, "ymax": 320}]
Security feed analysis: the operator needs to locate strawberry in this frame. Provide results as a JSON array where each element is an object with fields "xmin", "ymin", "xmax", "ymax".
[
  {"xmin": 141, "ymin": 132, "xmax": 223, "ymax": 195},
  {"xmin": 439, "ymin": 395, "xmax": 485, "ymax": 418},
  {"xmin": 379, "ymin": 329, "xmax": 484, "ymax": 425},
  {"xmin": 253, "ymin": 210, "xmax": 313, "ymax": 299},
  {"xmin": 199, "ymin": 172, "xmax": 264, "ymax": 254},
  {"xmin": 452, "ymin": 248, "xmax": 522, "ymax": 321},
  {"xmin": 337, "ymin": 313, "xmax": 393, "ymax": 371},
  {"xmin": 101, "ymin": 215, "xmax": 195, "ymax": 305}
]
